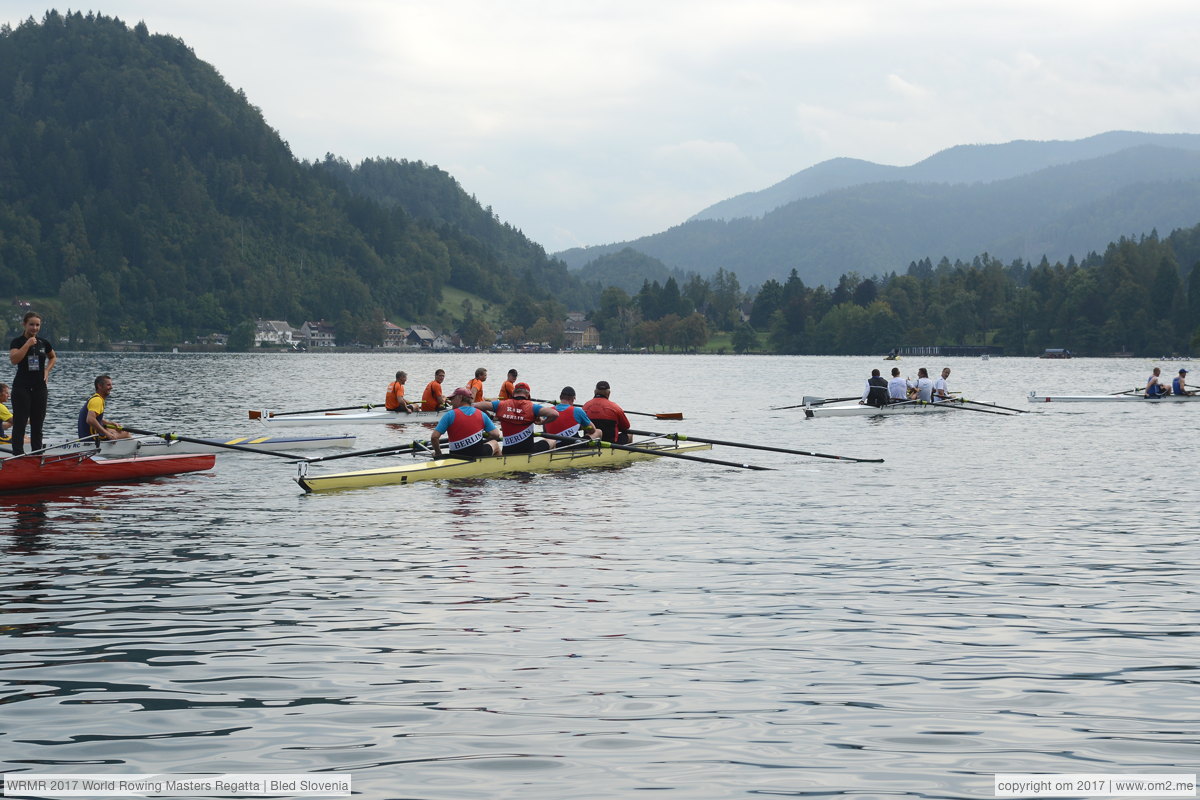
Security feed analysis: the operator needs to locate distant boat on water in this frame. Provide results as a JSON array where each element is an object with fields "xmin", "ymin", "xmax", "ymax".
[{"xmin": 1039, "ymin": 348, "xmax": 1073, "ymax": 359}]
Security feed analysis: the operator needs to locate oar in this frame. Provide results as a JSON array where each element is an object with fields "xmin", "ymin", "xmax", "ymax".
[
  {"xmin": 531, "ymin": 397, "xmax": 682, "ymax": 420},
  {"xmin": 539, "ymin": 433, "xmax": 772, "ymax": 470},
  {"xmin": 249, "ymin": 404, "xmax": 376, "ymax": 420},
  {"xmin": 300, "ymin": 440, "xmax": 430, "ymax": 464},
  {"xmin": 123, "ymin": 426, "xmax": 305, "ymax": 459},
  {"xmin": 958, "ymin": 397, "xmax": 1029, "ymax": 414},
  {"xmin": 922, "ymin": 400, "xmax": 1013, "ymax": 416},
  {"xmin": 627, "ymin": 429, "xmax": 884, "ymax": 463},
  {"xmin": 1108, "ymin": 388, "xmax": 1140, "ymax": 396},
  {"xmin": 6, "ymin": 434, "xmax": 100, "ymax": 458},
  {"xmin": 771, "ymin": 396, "xmax": 859, "ymax": 411}
]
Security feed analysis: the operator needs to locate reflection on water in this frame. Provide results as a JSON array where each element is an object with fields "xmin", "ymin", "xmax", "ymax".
[{"xmin": 2, "ymin": 353, "xmax": 1198, "ymax": 798}]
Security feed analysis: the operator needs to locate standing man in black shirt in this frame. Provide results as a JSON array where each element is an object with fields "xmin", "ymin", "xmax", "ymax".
[{"xmin": 8, "ymin": 311, "xmax": 56, "ymax": 455}]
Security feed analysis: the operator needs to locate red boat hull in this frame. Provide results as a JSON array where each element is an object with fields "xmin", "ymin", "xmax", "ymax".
[{"xmin": 0, "ymin": 453, "xmax": 216, "ymax": 493}]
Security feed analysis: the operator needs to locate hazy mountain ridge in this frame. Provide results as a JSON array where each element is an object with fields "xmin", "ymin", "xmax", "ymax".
[
  {"xmin": 560, "ymin": 141, "xmax": 1200, "ymax": 289},
  {"xmin": 690, "ymin": 131, "xmax": 1200, "ymax": 223}
]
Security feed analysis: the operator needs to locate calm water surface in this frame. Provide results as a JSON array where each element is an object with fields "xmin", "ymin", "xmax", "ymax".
[{"xmin": 3, "ymin": 353, "xmax": 1197, "ymax": 799}]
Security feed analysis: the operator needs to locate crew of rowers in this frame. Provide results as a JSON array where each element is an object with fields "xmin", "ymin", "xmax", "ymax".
[
  {"xmin": 861, "ymin": 366, "xmax": 953, "ymax": 407},
  {"xmin": 382, "ymin": 367, "xmax": 633, "ymax": 459},
  {"xmin": 1147, "ymin": 367, "xmax": 1195, "ymax": 397}
]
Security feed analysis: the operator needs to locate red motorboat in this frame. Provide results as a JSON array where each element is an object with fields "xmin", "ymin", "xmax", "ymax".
[{"xmin": 0, "ymin": 451, "xmax": 215, "ymax": 493}]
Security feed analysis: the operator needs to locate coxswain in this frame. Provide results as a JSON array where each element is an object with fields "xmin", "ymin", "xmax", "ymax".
[
  {"xmin": 908, "ymin": 368, "xmax": 934, "ymax": 402},
  {"xmin": 476, "ymin": 381, "xmax": 557, "ymax": 455},
  {"xmin": 421, "ymin": 369, "xmax": 448, "ymax": 411},
  {"xmin": 1172, "ymin": 368, "xmax": 1194, "ymax": 396},
  {"xmin": 582, "ymin": 380, "xmax": 632, "ymax": 444},
  {"xmin": 932, "ymin": 367, "xmax": 952, "ymax": 402},
  {"xmin": 8, "ymin": 311, "xmax": 56, "ymax": 455},
  {"xmin": 887, "ymin": 367, "xmax": 908, "ymax": 402},
  {"xmin": 541, "ymin": 386, "xmax": 600, "ymax": 448},
  {"xmin": 1146, "ymin": 367, "xmax": 1171, "ymax": 398},
  {"xmin": 861, "ymin": 369, "xmax": 889, "ymax": 407},
  {"xmin": 498, "ymin": 369, "xmax": 518, "ymax": 400},
  {"xmin": 430, "ymin": 387, "xmax": 501, "ymax": 458},
  {"xmin": 467, "ymin": 367, "xmax": 488, "ymax": 402},
  {"xmin": 77, "ymin": 374, "xmax": 133, "ymax": 442},
  {"xmin": 384, "ymin": 371, "xmax": 414, "ymax": 412}
]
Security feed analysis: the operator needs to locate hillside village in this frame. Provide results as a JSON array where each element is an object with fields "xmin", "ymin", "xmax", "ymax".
[{"xmin": 247, "ymin": 314, "xmax": 601, "ymax": 352}]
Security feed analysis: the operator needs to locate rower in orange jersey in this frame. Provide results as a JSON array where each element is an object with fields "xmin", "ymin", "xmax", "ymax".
[
  {"xmin": 421, "ymin": 369, "xmax": 447, "ymax": 411},
  {"xmin": 497, "ymin": 369, "xmax": 518, "ymax": 400},
  {"xmin": 467, "ymin": 367, "xmax": 488, "ymax": 402},
  {"xmin": 384, "ymin": 371, "xmax": 415, "ymax": 412}
]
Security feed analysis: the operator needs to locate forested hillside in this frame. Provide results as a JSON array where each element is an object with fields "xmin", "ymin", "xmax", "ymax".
[{"xmin": 0, "ymin": 11, "xmax": 583, "ymax": 345}]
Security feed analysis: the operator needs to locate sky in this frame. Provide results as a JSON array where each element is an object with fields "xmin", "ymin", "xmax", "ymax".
[{"xmin": 5, "ymin": 1, "xmax": 1200, "ymax": 253}]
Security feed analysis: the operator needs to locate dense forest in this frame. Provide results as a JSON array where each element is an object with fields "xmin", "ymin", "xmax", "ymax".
[
  {"xmin": 0, "ymin": 12, "xmax": 584, "ymax": 345},
  {"xmin": 589, "ymin": 228, "xmax": 1200, "ymax": 356}
]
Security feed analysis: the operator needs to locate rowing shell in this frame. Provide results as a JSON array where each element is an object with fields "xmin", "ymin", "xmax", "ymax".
[
  {"xmin": 44, "ymin": 434, "xmax": 356, "ymax": 457},
  {"xmin": 296, "ymin": 439, "xmax": 713, "ymax": 493},
  {"xmin": 259, "ymin": 409, "xmax": 443, "ymax": 427},
  {"xmin": 0, "ymin": 452, "xmax": 215, "ymax": 494},
  {"xmin": 1027, "ymin": 391, "xmax": 1200, "ymax": 403},
  {"xmin": 804, "ymin": 400, "xmax": 968, "ymax": 418}
]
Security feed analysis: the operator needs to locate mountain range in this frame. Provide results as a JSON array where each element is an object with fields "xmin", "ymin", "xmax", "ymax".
[{"xmin": 557, "ymin": 133, "xmax": 1200, "ymax": 289}]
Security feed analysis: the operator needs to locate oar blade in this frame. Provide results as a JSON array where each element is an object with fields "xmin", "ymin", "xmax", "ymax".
[{"xmin": 655, "ymin": 412, "xmax": 684, "ymax": 420}]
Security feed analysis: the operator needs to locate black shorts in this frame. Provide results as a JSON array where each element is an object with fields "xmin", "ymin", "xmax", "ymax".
[{"xmin": 447, "ymin": 441, "xmax": 495, "ymax": 459}]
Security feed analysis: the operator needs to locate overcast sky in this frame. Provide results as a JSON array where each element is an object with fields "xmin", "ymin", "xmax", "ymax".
[{"xmin": 5, "ymin": 1, "xmax": 1200, "ymax": 253}]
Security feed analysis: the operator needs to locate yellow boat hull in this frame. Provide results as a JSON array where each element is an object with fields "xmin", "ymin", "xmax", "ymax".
[{"xmin": 296, "ymin": 440, "xmax": 713, "ymax": 492}]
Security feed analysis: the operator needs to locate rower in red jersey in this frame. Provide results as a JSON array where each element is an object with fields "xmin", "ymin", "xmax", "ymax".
[
  {"xmin": 475, "ymin": 382, "xmax": 557, "ymax": 455},
  {"xmin": 431, "ymin": 387, "xmax": 501, "ymax": 458},
  {"xmin": 582, "ymin": 380, "xmax": 632, "ymax": 444}
]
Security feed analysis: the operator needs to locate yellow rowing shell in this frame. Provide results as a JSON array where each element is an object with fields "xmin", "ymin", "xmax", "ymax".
[{"xmin": 296, "ymin": 440, "xmax": 713, "ymax": 493}]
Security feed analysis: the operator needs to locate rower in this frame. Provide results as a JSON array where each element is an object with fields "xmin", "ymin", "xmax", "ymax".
[
  {"xmin": 498, "ymin": 369, "xmax": 518, "ymax": 400},
  {"xmin": 932, "ymin": 367, "xmax": 952, "ymax": 402},
  {"xmin": 908, "ymin": 368, "xmax": 934, "ymax": 402},
  {"xmin": 384, "ymin": 371, "xmax": 414, "ymax": 413},
  {"xmin": 861, "ymin": 369, "xmax": 889, "ymax": 408},
  {"xmin": 421, "ymin": 369, "xmax": 448, "ymax": 411},
  {"xmin": 77, "ymin": 374, "xmax": 133, "ymax": 442},
  {"xmin": 467, "ymin": 367, "xmax": 488, "ymax": 402},
  {"xmin": 476, "ymin": 381, "xmax": 557, "ymax": 455},
  {"xmin": 0, "ymin": 382, "xmax": 12, "ymax": 445},
  {"xmin": 430, "ymin": 387, "xmax": 501, "ymax": 459},
  {"xmin": 1146, "ymin": 367, "xmax": 1171, "ymax": 398},
  {"xmin": 1172, "ymin": 368, "xmax": 1194, "ymax": 396},
  {"xmin": 583, "ymin": 380, "xmax": 632, "ymax": 444},
  {"xmin": 542, "ymin": 386, "xmax": 600, "ymax": 448},
  {"xmin": 887, "ymin": 368, "xmax": 908, "ymax": 402}
]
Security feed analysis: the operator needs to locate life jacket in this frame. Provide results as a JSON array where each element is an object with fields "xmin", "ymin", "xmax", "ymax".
[
  {"xmin": 445, "ymin": 408, "xmax": 486, "ymax": 451},
  {"xmin": 495, "ymin": 398, "xmax": 537, "ymax": 447},
  {"xmin": 866, "ymin": 376, "xmax": 889, "ymax": 407},
  {"xmin": 544, "ymin": 404, "xmax": 584, "ymax": 437},
  {"xmin": 384, "ymin": 381, "xmax": 405, "ymax": 411},
  {"xmin": 77, "ymin": 393, "xmax": 104, "ymax": 438}
]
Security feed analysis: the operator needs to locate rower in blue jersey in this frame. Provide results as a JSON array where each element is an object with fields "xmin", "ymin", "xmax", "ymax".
[
  {"xmin": 1172, "ymin": 368, "xmax": 1195, "ymax": 395},
  {"xmin": 1145, "ymin": 367, "xmax": 1171, "ymax": 397}
]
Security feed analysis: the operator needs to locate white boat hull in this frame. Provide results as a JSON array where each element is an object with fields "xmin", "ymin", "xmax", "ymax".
[
  {"xmin": 1027, "ymin": 392, "xmax": 1200, "ymax": 403},
  {"xmin": 45, "ymin": 434, "xmax": 356, "ymax": 457},
  {"xmin": 804, "ymin": 401, "xmax": 958, "ymax": 418},
  {"xmin": 259, "ymin": 409, "xmax": 443, "ymax": 427}
]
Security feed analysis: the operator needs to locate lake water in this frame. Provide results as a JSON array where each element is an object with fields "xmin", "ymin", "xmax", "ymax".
[{"xmin": 3, "ymin": 352, "xmax": 1198, "ymax": 799}]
